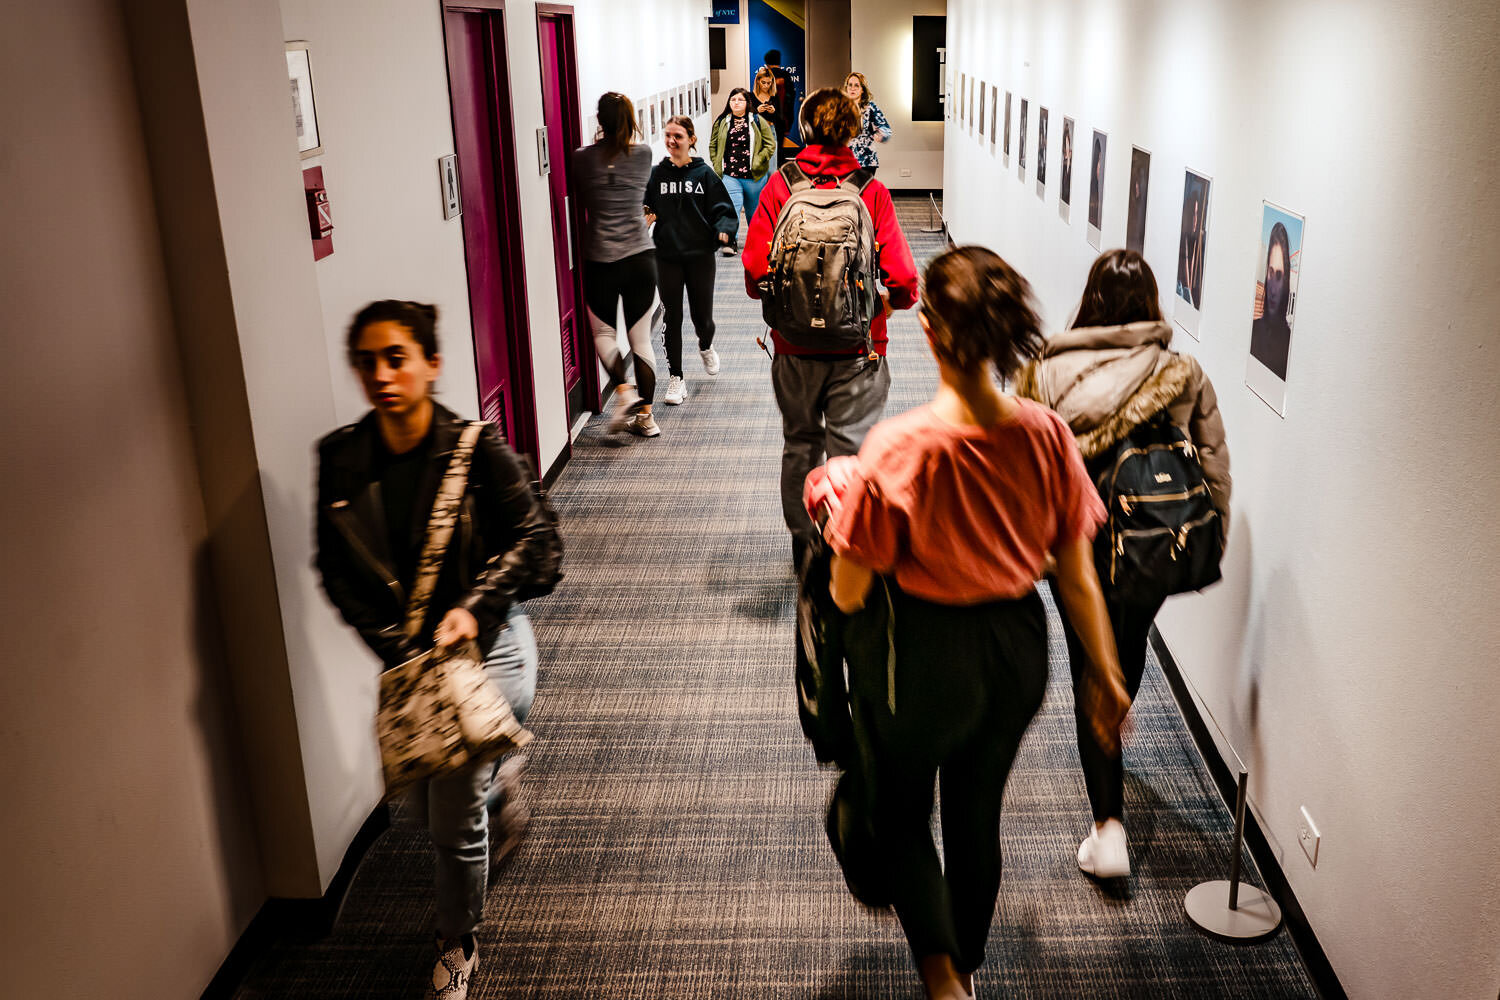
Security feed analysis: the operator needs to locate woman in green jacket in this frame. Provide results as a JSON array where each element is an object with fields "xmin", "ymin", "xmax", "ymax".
[{"xmin": 708, "ymin": 87, "xmax": 776, "ymax": 255}]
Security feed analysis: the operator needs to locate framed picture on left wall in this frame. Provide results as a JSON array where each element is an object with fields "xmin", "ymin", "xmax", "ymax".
[{"xmin": 285, "ymin": 42, "xmax": 322, "ymax": 158}]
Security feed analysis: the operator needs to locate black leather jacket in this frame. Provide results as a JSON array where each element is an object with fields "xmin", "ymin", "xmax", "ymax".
[{"xmin": 315, "ymin": 403, "xmax": 563, "ymax": 668}]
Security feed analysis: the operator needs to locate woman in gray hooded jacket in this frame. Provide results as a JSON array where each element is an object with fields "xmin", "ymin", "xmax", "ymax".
[{"xmin": 1015, "ymin": 248, "xmax": 1229, "ymax": 882}]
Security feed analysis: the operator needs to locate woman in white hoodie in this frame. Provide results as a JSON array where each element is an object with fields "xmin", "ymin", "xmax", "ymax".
[{"xmin": 1015, "ymin": 248, "xmax": 1230, "ymax": 881}]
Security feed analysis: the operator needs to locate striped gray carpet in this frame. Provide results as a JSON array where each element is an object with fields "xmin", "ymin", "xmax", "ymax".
[{"xmin": 235, "ymin": 198, "xmax": 1318, "ymax": 998}]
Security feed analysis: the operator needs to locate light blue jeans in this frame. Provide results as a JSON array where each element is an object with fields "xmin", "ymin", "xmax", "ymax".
[
  {"xmin": 723, "ymin": 172, "xmax": 769, "ymax": 232},
  {"xmin": 408, "ymin": 605, "xmax": 538, "ymax": 939}
]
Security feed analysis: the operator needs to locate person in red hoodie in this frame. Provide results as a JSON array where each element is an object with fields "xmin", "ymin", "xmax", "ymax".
[{"xmin": 744, "ymin": 87, "xmax": 919, "ymax": 564}]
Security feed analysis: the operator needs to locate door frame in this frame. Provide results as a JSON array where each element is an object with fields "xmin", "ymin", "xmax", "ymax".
[
  {"xmin": 535, "ymin": 3, "xmax": 601, "ymax": 414},
  {"xmin": 441, "ymin": 0, "xmax": 542, "ymax": 465}
]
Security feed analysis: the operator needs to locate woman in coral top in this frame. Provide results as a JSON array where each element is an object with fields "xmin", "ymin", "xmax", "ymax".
[{"xmin": 817, "ymin": 247, "xmax": 1130, "ymax": 1000}]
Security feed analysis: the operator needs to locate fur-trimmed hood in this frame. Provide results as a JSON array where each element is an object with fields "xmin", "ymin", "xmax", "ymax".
[
  {"xmin": 1015, "ymin": 321, "xmax": 1185, "ymax": 457},
  {"xmin": 1014, "ymin": 319, "xmax": 1233, "ymax": 538}
]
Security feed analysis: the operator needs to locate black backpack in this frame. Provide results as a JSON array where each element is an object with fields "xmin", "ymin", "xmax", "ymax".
[
  {"xmin": 1092, "ymin": 414, "xmax": 1223, "ymax": 604},
  {"xmin": 757, "ymin": 162, "xmax": 880, "ymax": 351}
]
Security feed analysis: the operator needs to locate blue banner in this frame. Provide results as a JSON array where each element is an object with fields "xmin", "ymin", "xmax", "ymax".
[
  {"xmin": 710, "ymin": 1, "xmax": 740, "ymax": 24},
  {"xmin": 747, "ymin": 0, "xmax": 805, "ymax": 144}
]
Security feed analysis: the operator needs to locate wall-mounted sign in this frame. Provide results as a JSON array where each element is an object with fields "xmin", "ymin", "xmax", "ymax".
[
  {"xmin": 536, "ymin": 127, "xmax": 550, "ymax": 176},
  {"xmin": 710, "ymin": 1, "xmax": 740, "ymax": 25},
  {"xmin": 285, "ymin": 42, "xmax": 322, "ymax": 158},
  {"xmin": 439, "ymin": 154, "xmax": 461, "ymax": 221}
]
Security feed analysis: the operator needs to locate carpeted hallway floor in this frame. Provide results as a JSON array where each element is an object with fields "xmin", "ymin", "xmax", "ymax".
[{"xmin": 234, "ymin": 197, "xmax": 1319, "ymax": 999}]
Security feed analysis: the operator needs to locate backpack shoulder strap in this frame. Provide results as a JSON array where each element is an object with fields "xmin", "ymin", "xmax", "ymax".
[
  {"xmin": 780, "ymin": 161, "xmax": 812, "ymax": 192},
  {"xmin": 403, "ymin": 420, "xmax": 485, "ymax": 640},
  {"xmin": 841, "ymin": 168, "xmax": 875, "ymax": 196}
]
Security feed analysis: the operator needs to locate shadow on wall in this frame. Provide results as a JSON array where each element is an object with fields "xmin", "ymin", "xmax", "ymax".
[
  {"xmin": 1236, "ymin": 527, "xmax": 1358, "ymax": 868},
  {"xmin": 192, "ymin": 541, "xmax": 267, "ymax": 931},
  {"xmin": 265, "ymin": 471, "xmax": 385, "ymax": 844}
]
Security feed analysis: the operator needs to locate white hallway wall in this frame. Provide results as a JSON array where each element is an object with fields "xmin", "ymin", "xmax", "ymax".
[{"xmin": 943, "ymin": 2, "xmax": 1500, "ymax": 998}]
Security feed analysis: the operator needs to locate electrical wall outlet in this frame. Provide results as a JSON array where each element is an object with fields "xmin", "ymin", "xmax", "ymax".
[
  {"xmin": 1298, "ymin": 806, "xmax": 1321, "ymax": 868},
  {"xmin": 899, "ymin": 167, "xmax": 913, "ymax": 177}
]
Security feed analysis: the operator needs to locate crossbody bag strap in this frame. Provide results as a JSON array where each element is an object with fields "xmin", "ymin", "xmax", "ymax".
[{"xmin": 402, "ymin": 421, "xmax": 485, "ymax": 640}]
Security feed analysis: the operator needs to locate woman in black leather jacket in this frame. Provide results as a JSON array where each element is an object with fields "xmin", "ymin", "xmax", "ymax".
[{"xmin": 314, "ymin": 299, "xmax": 561, "ymax": 1000}]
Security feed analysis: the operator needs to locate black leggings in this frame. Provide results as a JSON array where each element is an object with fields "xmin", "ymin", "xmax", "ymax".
[
  {"xmin": 657, "ymin": 252, "xmax": 716, "ymax": 377},
  {"xmin": 584, "ymin": 251, "xmax": 658, "ymax": 403},
  {"xmin": 1049, "ymin": 578, "xmax": 1164, "ymax": 822},
  {"xmin": 855, "ymin": 587, "xmax": 1048, "ymax": 974}
]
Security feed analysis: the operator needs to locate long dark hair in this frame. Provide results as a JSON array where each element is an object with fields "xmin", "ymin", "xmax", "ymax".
[
  {"xmin": 716, "ymin": 87, "xmax": 756, "ymax": 123},
  {"xmin": 1263, "ymin": 222, "xmax": 1292, "ymax": 316},
  {"xmin": 1071, "ymin": 249, "xmax": 1163, "ymax": 329},
  {"xmin": 920, "ymin": 246, "xmax": 1044, "ymax": 378},
  {"xmin": 595, "ymin": 92, "xmax": 639, "ymax": 161}
]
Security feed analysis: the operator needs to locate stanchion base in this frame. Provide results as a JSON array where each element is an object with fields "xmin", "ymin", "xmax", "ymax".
[{"xmin": 1185, "ymin": 880, "xmax": 1282, "ymax": 942}]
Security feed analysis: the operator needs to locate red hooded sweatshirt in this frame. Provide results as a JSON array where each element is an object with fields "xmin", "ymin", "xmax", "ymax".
[{"xmin": 743, "ymin": 145, "xmax": 919, "ymax": 357}]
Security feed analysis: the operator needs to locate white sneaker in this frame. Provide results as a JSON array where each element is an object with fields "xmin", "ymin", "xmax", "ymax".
[
  {"xmin": 1077, "ymin": 818, "xmax": 1130, "ymax": 878},
  {"xmin": 427, "ymin": 934, "xmax": 478, "ymax": 1000},
  {"xmin": 626, "ymin": 410, "xmax": 661, "ymax": 437},
  {"xmin": 663, "ymin": 375, "xmax": 687, "ymax": 404},
  {"xmin": 607, "ymin": 384, "xmax": 641, "ymax": 433},
  {"xmin": 699, "ymin": 347, "xmax": 721, "ymax": 375}
]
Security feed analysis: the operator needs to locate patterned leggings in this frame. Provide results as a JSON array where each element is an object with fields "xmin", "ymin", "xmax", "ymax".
[{"xmin": 585, "ymin": 250, "xmax": 658, "ymax": 403}]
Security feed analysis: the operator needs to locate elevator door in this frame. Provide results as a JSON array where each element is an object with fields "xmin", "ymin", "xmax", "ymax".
[
  {"xmin": 537, "ymin": 5, "xmax": 597, "ymax": 424},
  {"xmin": 443, "ymin": 2, "xmax": 540, "ymax": 465}
]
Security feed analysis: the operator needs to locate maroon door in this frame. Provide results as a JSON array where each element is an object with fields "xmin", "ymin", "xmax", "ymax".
[
  {"xmin": 537, "ymin": 5, "xmax": 598, "ymax": 422},
  {"xmin": 443, "ymin": 3, "xmax": 540, "ymax": 466}
]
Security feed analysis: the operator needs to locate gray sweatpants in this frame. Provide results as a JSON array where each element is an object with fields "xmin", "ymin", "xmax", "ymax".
[{"xmin": 771, "ymin": 351, "xmax": 892, "ymax": 546}]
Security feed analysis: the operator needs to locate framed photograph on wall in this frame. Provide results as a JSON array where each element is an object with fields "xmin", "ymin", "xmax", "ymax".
[
  {"xmin": 1003, "ymin": 91, "xmax": 1012, "ymax": 164},
  {"xmin": 650, "ymin": 95, "xmax": 659, "ymax": 138},
  {"xmin": 959, "ymin": 72, "xmax": 966, "ymax": 122},
  {"xmin": 1059, "ymin": 117, "xmax": 1075, "ymax": 221},
  {"xmin": 978, "ymin": 82, "xmax": 986, "ymax": 137},
  {"xmin": 989, "ymin": 86, "xmax": 998, "ymax": 154},
  {"xmin": 1018, "ymin": 98, "xmax": 1029, "ymax": 176},
  {"xmin": 1036, "ymin": 107, "xmax": 1049, "ymax": 197},
  {"xmin": 1175, "ymin": 169, "xmax": 1212, "ymax": 339},
  {"xmin": 285, "ymin": 42, "xmax": 322, "ymax": 158},
  {"xmin": 1126, "ymin": 146, "xmax": 1151, "ymax": 253},
  {"xmin": 1246, "ymin": 201, "xmax": 1306, "ymax": 416},
  {"xmin": 1088, "ymin": 129, "xmax": 1107, "ymax": 248}
]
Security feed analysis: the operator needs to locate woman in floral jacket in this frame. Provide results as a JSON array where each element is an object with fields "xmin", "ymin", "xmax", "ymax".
[{"xmin": 843, "ymin": 72, "xmax": 892, "ymax": 172}]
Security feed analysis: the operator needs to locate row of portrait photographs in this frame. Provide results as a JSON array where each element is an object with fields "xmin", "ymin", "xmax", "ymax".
[
  {"xmin": 638, "ymin": 79, "xmax": 712, "ymax": 142},
  {"xmin": 951, "ymin": 68, "xmax": 1308, "ymax": 417}
]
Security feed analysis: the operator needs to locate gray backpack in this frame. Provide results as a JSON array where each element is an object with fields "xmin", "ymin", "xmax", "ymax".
[{"xmin": 758, "ymin": 163, "xmax": 880, "ymax": 352}]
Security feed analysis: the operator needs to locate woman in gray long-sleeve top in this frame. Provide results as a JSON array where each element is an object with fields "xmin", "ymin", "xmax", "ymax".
[{"xmin": 571, "ymin": 92, "xmax": 661, "ymax": 438}]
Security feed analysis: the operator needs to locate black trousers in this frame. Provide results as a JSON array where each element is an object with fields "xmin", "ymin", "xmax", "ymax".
[
  {"xmin": 853, "ymin": 587, "xmax": 1048, "ymax": 974},
  {"xmin": 1049, "ymin": 578, "xmax": 1165, "ymax": 822},
  {"xmin": 657, "ymin": 252, "xmax": 717, "ymax": 377}
]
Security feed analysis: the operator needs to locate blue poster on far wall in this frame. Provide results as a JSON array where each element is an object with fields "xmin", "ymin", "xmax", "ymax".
[
  {"xmin": 710, "ymin": 1, "xmax": 740, "ymax": 24},
  {"xmin": 748, "ymin": 0, "xmax": 805, "ymax": 145}
]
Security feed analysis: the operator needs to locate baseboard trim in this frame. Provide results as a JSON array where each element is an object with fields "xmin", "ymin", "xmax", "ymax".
[
  {"xmin": 543, "ymin": 442, "xmax": 570, "ymax": 490},
  {"xmin": 199, "ymin": 804, "xmax": 390, "ymax": 1000},
  {"xmin": 1149, "ymin": 628, "xmax": 1347, "ymax": 1000}
]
